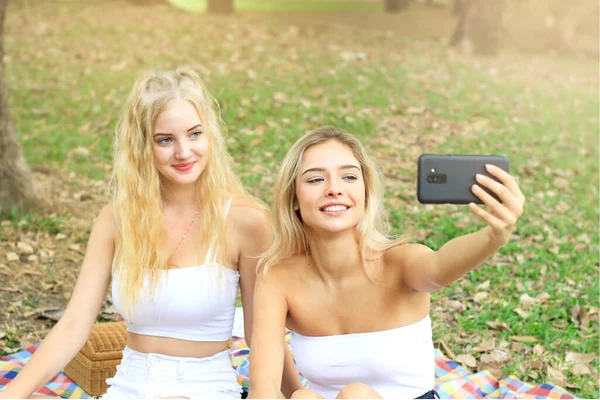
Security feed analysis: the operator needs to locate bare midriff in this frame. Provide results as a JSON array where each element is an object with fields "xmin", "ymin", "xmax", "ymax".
[{"xmin": 127, "ymin": 332, "xmax": 230, "ymax": 358}]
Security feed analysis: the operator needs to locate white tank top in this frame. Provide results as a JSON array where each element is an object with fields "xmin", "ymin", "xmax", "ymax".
[
  {"xmin": 290, "ymin": 315, "xmax": 435, "ymax": 398},
  {"xmin": 111, "ymin": 199, "xmax": 239, "ymax": 342}
]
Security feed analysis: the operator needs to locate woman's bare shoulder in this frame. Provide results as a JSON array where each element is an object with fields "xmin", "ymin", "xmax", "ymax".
[
  {"xmin": 263, "ymin": 254, "xmax": 307, "ymax": 281},
  {"xmin": 227, "ymin": 196, "xmax": 269, "ymax": 235},
  {"xmin": 383, "ymin": 243, "xmax": 433, "ymax": 267},
  {"xmin": 96, "ymin": 202, "xmax": 118, "ymax": 234}
]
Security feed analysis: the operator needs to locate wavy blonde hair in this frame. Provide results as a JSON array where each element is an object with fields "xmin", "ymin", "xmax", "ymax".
[
  {"xmin": 259, "ymin": 126, "xmax": 410, "ymax": 279},
  {"xmin": 111, "ymin": 68, "xmax": 254, "ymax": 318}
]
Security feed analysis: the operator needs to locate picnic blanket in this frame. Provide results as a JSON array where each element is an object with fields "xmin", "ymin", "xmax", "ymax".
[{"xmin": 1, "ymin": 337, "xmax": 575, "ymax": 399}]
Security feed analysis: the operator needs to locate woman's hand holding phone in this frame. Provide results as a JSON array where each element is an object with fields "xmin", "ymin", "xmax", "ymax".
[{"xmin": 468, "ymin": 164, "xmax": 526, "ymax": 246}]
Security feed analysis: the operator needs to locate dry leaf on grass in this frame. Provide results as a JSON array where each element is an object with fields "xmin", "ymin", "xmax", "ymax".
[
  {"xmin": 487, "ymin": 320, "xmax": 512, "ymax": 332},
  {"xmin": 547, "ymin": 366, "xmax": 567, "ymax": 387},
  {"xmin": 478, "ymin": 361, "xmax": 503, "ymax": 378},
  {"xmin": 510, "ymin": 335, "xmax": 538, "ymax": 343},
  {"xmin": 473, "ymin": 292, "xmax": 488, "ymax": 303},
  {"xmin": 456, "ymin": 354, "xmax": 477, "ymax": 368},
  {"xmin": 519, "ymin": 293, "xmax": 540, "ymax": 310},
  {"xmin": 473, "ymin": 338, "xmax": 496, "ymax": 352}
]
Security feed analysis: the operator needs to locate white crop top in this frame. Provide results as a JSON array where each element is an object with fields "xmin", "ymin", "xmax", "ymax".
[
  {"xmin": 290, "ymin": 315, "xmax": 435, "ymax": 398},
  {"xmin": 112, "ymin": 201, "xmax": 240, "ymax": 342}
]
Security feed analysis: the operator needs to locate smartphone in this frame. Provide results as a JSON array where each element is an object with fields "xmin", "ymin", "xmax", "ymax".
[{"xmin": 417, "ymin": 154, "xmax": 510, "ymax": 204}]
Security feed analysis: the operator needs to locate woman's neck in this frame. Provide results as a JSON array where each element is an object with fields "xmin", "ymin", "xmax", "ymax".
[
  {"xmin": 161, "ymin": 182, "xmax": 199, "ymax": 208},
  {"xmin": 306, "ymin": 229, "xmax": 364, "ymax": 284}
]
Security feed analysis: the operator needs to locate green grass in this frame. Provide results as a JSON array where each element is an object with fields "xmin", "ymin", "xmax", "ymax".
[{"xmin": 5, "ymin": 0, "xmax": 599, "ymax": 397}]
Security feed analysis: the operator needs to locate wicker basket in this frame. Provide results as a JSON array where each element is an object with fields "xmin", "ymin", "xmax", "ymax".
[{"xmin": 64, "ymin": 321, "xmax": 127, "ymax": 397}]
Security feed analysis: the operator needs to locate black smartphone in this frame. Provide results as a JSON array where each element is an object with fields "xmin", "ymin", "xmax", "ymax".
[{"xmin": 417, "ymin": 154, "xmax": 510, "ymax": 204}]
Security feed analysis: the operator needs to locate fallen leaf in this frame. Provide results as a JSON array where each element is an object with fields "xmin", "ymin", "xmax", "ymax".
[
  {"xmin": 17, "ymin": 242, "xmax": 34, "ymax": 254},
  {"xmin": 514, "ymin": 307, "xmax": 532, "ymax": 319},
  {"xmin": 547, "ymin": 366, "xmax": 567, "ymax": 387},
  {"xmin": 473, "ymin": 338, "xmax": 496, "ymax": 352},
  {"xmin": 554, "ymin": 177, "xmax": 569, "ymax": 190},
  {"xmin": 552, "ymin": 320, "xmax": 568, "ymax": 329},
  {"xmin": 19, "ymin": 339, "xmax": 33, "ymax": 349},
  {"xmin": 519, "ymin": 293, "xmax": 540, "ymax": 310},
  {"xmin": 487, "ymin": 320, "xmax": 512, "ymax": 332},
  {"xmin": 456, "ymin": 354, "xmax": 477, "ymax": 368},
  {"xmin": 447, "ymin": 300, "xmax": 466, "ymax": 312},
  {"xmin": 0, "ymin": 287, "xmax": 21, "ymax": 293},
  {"xmin": 14, "ymin": 269, "xmax": 43, "ymax": 280},
  {"xmin": 533, "ymin": 344, "xmax": 545, "ymax": 356},
  {"xmin": 511, "ymin": 342, "xmax": 524, "ymax": 352},
  {"xmin": 532, "ymin": 359, "xmax": 544, "ymax": 369},
  {"xmin": 406, "ymin": 106, "xmax": 425, "ymax": 115},
  {"xmin": 6, "ymin": 252, "xmax": 19, "ymax": 262},
  {"xmin": 473, "ymin": 292, "xmax": 488, "ymax": 303},
  {"xmin": 510, "ymin": 335, "xmax": 538, "ymax": 343},
  {"xmin": 39, "ymin": 308, "xmax": 65, "ymax": 322},
  {"xmin": 489, "ymin": 349, "xmax": 511, "ymax": 363},
  {"xmin": 478, "ymin": 361, "xmax": 503, "ymax": 378},
  {"xmin": 571, "ymin": 363, "xmax": 591, "ymax": 376},
  {"xmin": 536, "ymin": 292, "xmax": 551, "ymax": 303},
  {"xmin": 566, "ymin": 352, "xmax": 597, "ymax": 365},
  {"xmin": 477, "ymin": 280, "xmax": 490, "ymax": 291}
]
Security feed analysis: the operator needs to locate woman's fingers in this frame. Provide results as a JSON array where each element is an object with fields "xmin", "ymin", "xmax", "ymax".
[
  {"xmin": 485, "ymin": 164, "xmax": 526, "ymax": 204},
  {"xmin": 474, "ymin": 174, "xmax": 524, "ymax": 218},
  {"xmin": 471, "ymin": 184, "xmax": 518, "ymax": 226}
]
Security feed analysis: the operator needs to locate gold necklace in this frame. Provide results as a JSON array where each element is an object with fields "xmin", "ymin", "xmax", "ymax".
[{"xmin": 169, "ymin": 210, "xmax": 199, "ymax": 260}]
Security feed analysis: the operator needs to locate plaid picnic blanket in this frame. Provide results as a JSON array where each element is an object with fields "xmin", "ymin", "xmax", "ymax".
[{"xmin": 1, "ymin": 337, "xmax": 576, "ymax": 399}]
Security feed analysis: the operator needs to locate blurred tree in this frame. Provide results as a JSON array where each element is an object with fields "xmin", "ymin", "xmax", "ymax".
[
  {"xmin": 450, "ymin": 0, "xmax": 505, "ymax": 55},
  {"xmin": 385, "ymin": 0, "xmax": 411, "ymax": 12},
  {"xmin": 0, "ymin": 0, "xmax": 39, "ymax": 212},
  {"xmin": 208, "ymin": 0, "xmax": 233, "ymax": 13}
]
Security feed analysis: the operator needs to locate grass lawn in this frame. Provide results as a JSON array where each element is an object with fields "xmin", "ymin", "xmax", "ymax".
[{"xmin": 3, "ymin": 0, "xmax": 599, "ymax": 397}]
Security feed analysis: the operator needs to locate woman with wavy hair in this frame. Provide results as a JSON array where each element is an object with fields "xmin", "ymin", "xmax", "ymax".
[
  {"xmin": 1, "ymin": 68, "xmax": 302, "ymax": 399},
  {"xmin": 249, "ymin": 126, "xmax": 525, "ymax": 399}
]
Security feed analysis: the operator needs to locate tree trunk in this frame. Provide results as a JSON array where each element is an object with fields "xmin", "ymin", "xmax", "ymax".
[
  {"xmin": 450, "ymin": 0, "xmax": 505, "ymax": 56},
  {"xmin": 0, "ymin": 0, "xmax": 38, "ymax": 213},
  {"xmin": 385, "ymin": 0, "xmax": 411, "ymax": 13},
  {"xmin": 207, "ymin": 0, "xmax": 233, "ymax": 14}
]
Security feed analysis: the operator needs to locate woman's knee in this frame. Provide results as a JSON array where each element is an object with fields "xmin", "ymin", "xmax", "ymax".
[
  {"xmin": 335, "ymin": 383, "xmax": 383, "ymax": 399},
  {"xmin": 291, "ymin": 389, "xmax": 324, "ymax": 399}
]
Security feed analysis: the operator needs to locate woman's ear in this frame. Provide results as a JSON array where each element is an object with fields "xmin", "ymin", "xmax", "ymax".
[{"xmin": 293, "ymin": 201, "xmax": 299, "ymax": 211}]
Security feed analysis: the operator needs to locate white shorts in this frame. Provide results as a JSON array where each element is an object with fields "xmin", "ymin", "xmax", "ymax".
[{"xmin": 101, "ymin": 346, "xmax": 242, "ymax": 399}]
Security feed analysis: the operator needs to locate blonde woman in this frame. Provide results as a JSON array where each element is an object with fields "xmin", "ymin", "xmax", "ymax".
[
  {"xmin": 1, "ymin": 69, "xmax": 302, "ymax": 399},
  {"xmin": 249, "ymin": 127, "xmax": 525, "ymax": 399}
]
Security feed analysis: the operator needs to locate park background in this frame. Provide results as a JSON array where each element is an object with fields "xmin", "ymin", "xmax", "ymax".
[{"xmin": 0, "ymin": 0, "xmax": 598, "ymax": 397}]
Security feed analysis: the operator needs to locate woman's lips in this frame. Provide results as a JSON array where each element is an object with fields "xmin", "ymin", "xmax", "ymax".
[{"xmin": 173, "ymin": 161, "xmax": 195, "ymax": 171}]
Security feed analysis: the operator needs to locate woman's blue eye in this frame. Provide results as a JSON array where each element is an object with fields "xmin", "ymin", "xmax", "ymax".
[
  {"xmin": 307, "ymin": 177, "xmax": 324, "ymax": 184},
  {"xmin": 158, "ymin": 137, "xmax": 172, "ymax": 145},
  {"xmin": 190, "ymin": 131, "xmax": 203, "ymax": 138},
  {"xmin": 343, "ymin": 175, "xmax": 358, "ymax": 181}
]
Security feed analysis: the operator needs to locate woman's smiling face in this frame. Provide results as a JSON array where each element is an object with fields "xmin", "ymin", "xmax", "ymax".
[
  {"xmin": 152, "ymin": 99, "xmax": 210, "ymax": 189},
  {"xmin": 295, "ymin": 140, "xmax": 366, "ymax": 235}
]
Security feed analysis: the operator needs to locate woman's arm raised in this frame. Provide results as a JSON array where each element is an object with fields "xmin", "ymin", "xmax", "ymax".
[
  {"xmin": 399, "ymin": 166, "xmax": 526, "ymax": 293},
  {"xmin": 0, "ymin": 204, "xmax": 117, "ymax": 398}
]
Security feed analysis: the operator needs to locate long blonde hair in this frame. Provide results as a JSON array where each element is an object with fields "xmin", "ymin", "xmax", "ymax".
[
  {"xmin": 259, "ymin": 126, "xmax": 410, "ymax": 278},
  {"xmin": 111, "ymin": 68, "xmax": 252, "ymax": 317}
]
